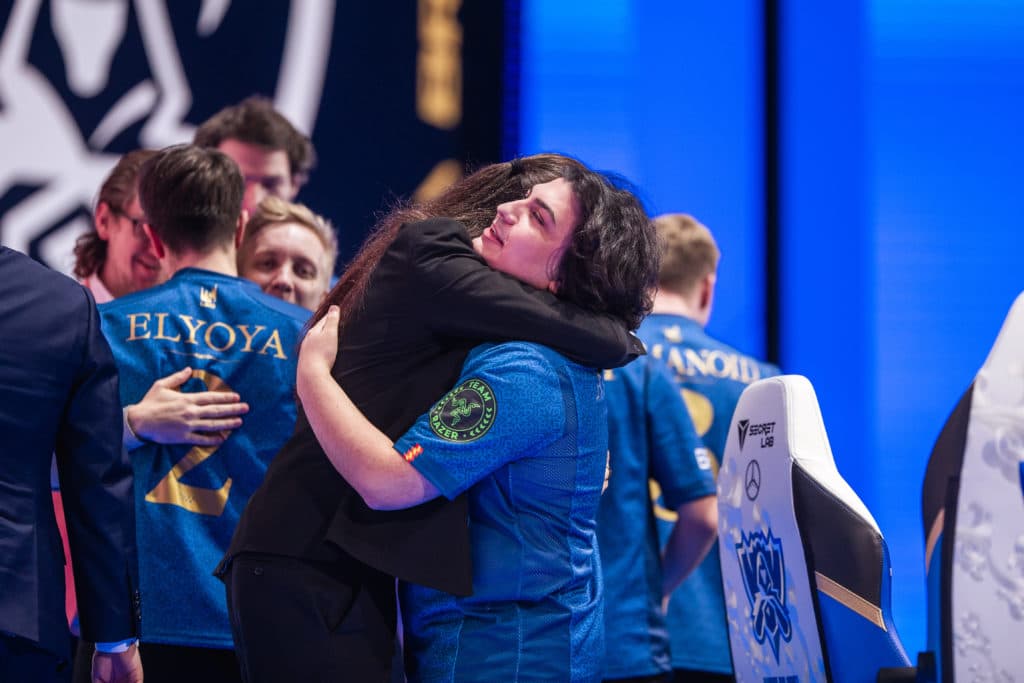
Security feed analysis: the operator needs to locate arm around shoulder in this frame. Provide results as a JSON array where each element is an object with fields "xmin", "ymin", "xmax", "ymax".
[
  {"xmin": 405, "ymin": 218, "xmax": 641, "ymax": 367},
  {"xmin": 297, "ymin": 305, "xmax": 440, "ymax": 510}
]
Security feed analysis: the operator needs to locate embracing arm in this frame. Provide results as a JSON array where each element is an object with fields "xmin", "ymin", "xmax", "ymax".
[
  {"xmin": 122, "ymin": 367, "xmax": 249, "ymax": 448},
  {"xmin": 298, "ymin": 306, "xmax": 440, "ymax": 510},
  {"xmin": 408, "ymin": 218, "xmax": 643, "ymax": 368}
]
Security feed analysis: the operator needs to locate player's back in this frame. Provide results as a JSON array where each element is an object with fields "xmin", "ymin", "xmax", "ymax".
[
  {"xmin": 638, "ymin": 312, "xmax": 779, "ymax": 675},
  {"xmin": 99, "ymin": 267, "xmax": 309, "ymax": 647}
]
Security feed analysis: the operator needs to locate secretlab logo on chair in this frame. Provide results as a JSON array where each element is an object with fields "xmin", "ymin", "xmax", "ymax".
[
  {"xmin": 0, "ymin": 0, "xmax": 333, "ymax": 270},
  {"xmin": 737, "ymin": 418, "xmax": 776, "ymax": 451}
]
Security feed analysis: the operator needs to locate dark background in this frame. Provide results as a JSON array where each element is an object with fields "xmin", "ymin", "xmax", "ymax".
[{"xmin": 0, "ymin": 0, "xmax": 508, "ymax": 269}]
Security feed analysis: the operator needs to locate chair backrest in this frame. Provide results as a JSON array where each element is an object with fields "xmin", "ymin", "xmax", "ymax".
[
  {"xmin": 921, "ymin": 291, "xmax": 1024, "ymax": 683},
  {"xmin": 718, "ymin": 375, "xmax": 910, "ymax": 683}
]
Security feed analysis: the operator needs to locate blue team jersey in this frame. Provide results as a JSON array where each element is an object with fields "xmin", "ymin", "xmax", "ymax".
[
  {"xmin": 99, "ymin": 268, "xmax": 308, "ymax": 647},
  {"xmin": 639, "ymin": 313, "xmax": 780, "ymax": 673},
  {"xmin": 599, "ymin": 357, "xmax": 716, "ymax": 678},
  {"xmin": 394, "ymin": 342, "xmax": 607, "ymax": 683}
]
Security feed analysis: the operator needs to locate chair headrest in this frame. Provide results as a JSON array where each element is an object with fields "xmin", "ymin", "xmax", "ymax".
[
  {"xmin": 730, "ymin": 375, "xmax": 879, "ymax": 535},
  {"xmin": 977, "ymin": 290, "xmax": 1024, "ymax": 408}
]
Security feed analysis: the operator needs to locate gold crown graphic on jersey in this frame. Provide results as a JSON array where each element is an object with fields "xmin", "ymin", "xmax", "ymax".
[
  {"xmin": 662, "ymin": 325, "xmax": 683, "ymax": 344},
  {"xmin": 200, "ymin": 284, "xmax": 218, "ymax": 309}
]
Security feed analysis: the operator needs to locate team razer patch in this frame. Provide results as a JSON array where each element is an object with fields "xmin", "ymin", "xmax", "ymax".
[{"xmin": 429, "ymin": 377, "xmax": 496, "ymax": 442}]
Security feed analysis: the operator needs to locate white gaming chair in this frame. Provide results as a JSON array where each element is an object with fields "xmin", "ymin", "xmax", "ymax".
[
  {"xmin": 921, "ymin": 291, "xmax": 1024, "ymax": 682},
  {"xmin": 717, "ymin": 375, "xmax": 911, "ymax": 683}
]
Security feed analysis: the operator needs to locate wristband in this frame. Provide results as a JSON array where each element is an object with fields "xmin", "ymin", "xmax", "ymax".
[{"xmin": 95, "ymin": 638, "xmax": 138, "ymax": 653}]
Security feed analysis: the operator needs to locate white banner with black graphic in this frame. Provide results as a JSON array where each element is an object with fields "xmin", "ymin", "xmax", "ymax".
[{"xmin": 0, "ymin": 0, "xmax": 505, "ymax": 271}]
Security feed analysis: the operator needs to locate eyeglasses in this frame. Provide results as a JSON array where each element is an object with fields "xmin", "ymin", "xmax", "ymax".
[{"xmin": 113, "ymin": 209, "xmax": 148, "ymax": 237}]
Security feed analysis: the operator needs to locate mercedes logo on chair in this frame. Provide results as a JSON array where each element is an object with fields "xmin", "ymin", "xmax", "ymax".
[{"xmin": 744, "ymin": 460, "xmax": 761, "ymax": 501}]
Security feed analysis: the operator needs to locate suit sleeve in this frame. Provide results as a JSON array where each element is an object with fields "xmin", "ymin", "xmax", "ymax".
[
  {"xmin": 54, "ymin": 286, "xmax": 140, "ymax": 643},
  {"xmin": 399, "ymin": 218, "xmax": 644, "ymax": 368}
]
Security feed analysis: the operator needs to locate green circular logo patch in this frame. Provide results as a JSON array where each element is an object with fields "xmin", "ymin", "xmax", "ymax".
[{"xmin": 429, "ymin": 377, "xmax": 497, "ymax": 442}]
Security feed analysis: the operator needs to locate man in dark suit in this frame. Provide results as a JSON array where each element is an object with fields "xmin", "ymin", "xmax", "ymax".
[{"xmin": 0, "ymin": 246, "xmax": 142, "ymax": 683}]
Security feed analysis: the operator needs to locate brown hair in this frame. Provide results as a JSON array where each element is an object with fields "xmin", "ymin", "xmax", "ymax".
[
  {"xmin": 653, "ymin": 213, "xmax": 720, "ymax": 295},
  {"xmin": 194, "ymin": 95, "xmax": 316, "ymax": 187},
  {"xmin": 240, "ymin": 195, "xmax": 338, "ymax": 274},
  {"xmin": 137, "ymin": 145, "xmax": 244, "ymax": 254},
  {"xmin": 312, "ymin": 154, "xmax": 582, "ymax": 331},
  {"xmin": 72, "ymin": 149, "xmax": 157, "ymax": 279}
]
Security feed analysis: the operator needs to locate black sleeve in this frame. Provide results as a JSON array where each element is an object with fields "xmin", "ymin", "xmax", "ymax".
[
  {"xmin": 55, "ymin": 285, "xmax": 140, "ymax": 643},
  {"xmin": 398, "ymin": 217, "xmax": 644, "ymax": 368}
]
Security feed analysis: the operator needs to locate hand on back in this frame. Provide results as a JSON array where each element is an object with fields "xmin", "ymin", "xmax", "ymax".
[{"xmin": 125, "ymin": 367, "xmax": 249, "ymax": 446}]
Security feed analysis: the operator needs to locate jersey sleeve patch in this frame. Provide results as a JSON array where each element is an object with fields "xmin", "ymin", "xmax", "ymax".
[
  {"xmin": 428, "ymin": 377, "xmax": 497, "ymax": 443},
  {"xmin": 402, "ymin": 443, "xmax": 424, "ymax": 462}
]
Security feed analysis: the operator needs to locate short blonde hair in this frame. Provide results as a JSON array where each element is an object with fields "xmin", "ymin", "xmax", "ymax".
[
  {"xmin": 240, "ymin": 196, "xmax": 338, "ymax": 275},
  {"xmin": 653, "ymin": 213, "xmax": 720, "ymax": 295}
]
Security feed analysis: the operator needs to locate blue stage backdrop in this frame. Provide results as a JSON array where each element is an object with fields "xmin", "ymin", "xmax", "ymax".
[
  {"xmin": 516, "ymin": 0, "xmax": 767, "ymax": 362},
  {"xmin": 518, "ymin": 0, "xmax": 1024, "ymax": 659},
  {"xmin": 867, "ymin": 0, "xmax": 1024, "ymax": 655},
  {"xmin": 0, "ymin": 0, "xmax": 506, "ymax": 272}
]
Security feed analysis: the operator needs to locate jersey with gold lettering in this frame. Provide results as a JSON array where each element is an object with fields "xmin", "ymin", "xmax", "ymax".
[
  {"xmin": 599, "ymin": 358, "xmax": 716, "ymax": 678},
  {"xmin": 395, "ymin": 342, "xmax": 607, "ymax": 683},
  {"xmin": 639, "ymin": 313, "xmax": 780, "ymax": 675},
  {"xmin": 99, "ymin": 267, "xmax": 309, "ymax": 648}
]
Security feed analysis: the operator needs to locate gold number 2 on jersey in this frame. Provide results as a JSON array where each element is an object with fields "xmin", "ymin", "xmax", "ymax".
[{"xmin": 145, "ymin": 369, "xmax": 233, "ymax": 516}]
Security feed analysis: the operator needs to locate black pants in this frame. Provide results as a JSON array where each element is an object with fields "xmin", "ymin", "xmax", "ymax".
[
  {"xmin": 0, "ymin": 634, "xmax": 71, "ymax": 683},
  {"xmin": 225, "ymin": 552, "xmax": 397, "ymax": 683}
]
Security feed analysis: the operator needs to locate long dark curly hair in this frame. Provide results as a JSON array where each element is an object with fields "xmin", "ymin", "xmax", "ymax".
[
  {"xmin": 312, "ymin": 153, "xmax": 657, "ymax": 332},
  {"xmin": 556, "ymin": 163, "xmax": 657, "ymax": 330}
]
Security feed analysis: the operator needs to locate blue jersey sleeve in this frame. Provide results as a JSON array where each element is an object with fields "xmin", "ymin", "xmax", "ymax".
[
  {"xmin": 393, "ymin": 343, "xmax": 567, "ymax": 499},
  {"xmin": 647, "ymin": 360, "xmax": 716, "ymax": 509}
]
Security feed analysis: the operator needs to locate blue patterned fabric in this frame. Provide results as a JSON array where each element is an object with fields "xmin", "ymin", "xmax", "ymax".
[
  {"xmin": 598, "ymin": 357, "xmax": 716, "ymax": 678},
  {"xmin": 638, "ymin": 313, "xmax": 780, "ymax": 673},
  {"xmin": 99, "ymin": 268, "xmax": 308, "ymax": 647},
  {"xmin": 394, "ymin": 342, "xmax": 607, "ymax": 682}
]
